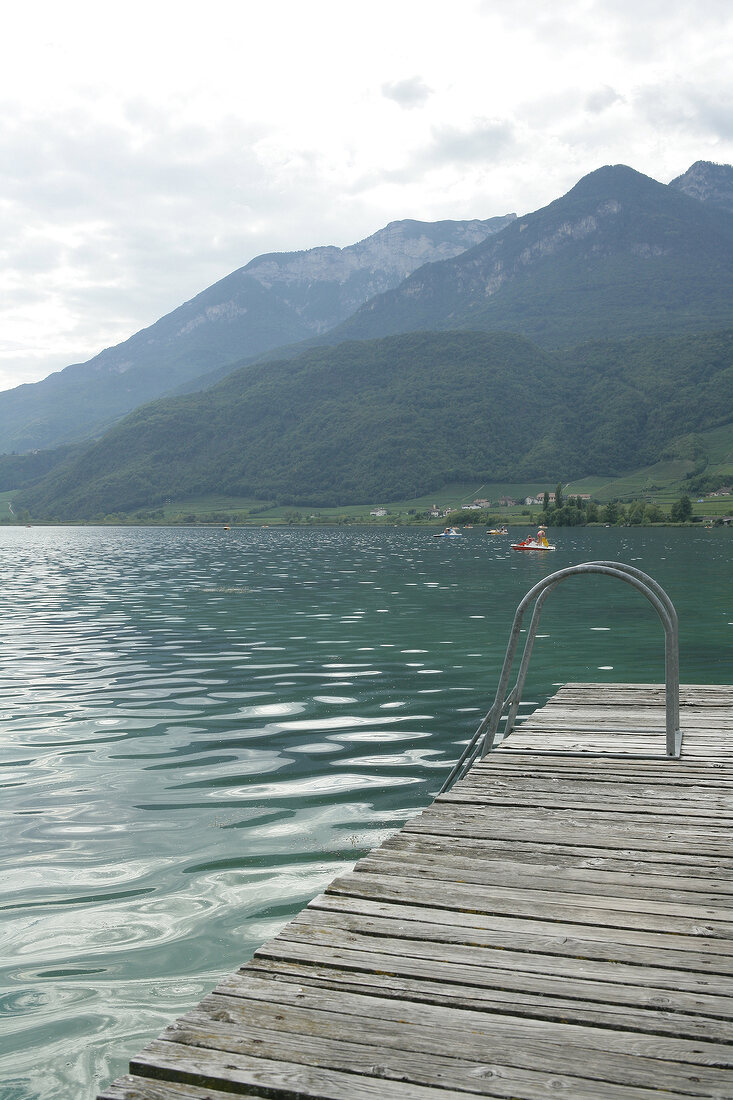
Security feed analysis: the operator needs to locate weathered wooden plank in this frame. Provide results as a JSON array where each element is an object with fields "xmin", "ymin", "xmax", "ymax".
[
  {"xmin": 412, "ymin": 802, "xmax": 733, "ymax": 838},
  {"xmin": 212, "ymin": 969, "xmax": 733, "ymax": 1043},
  {"xmin": 151, "ymin": 1011, "xmax": 733, "ymax": 1096},
  {"xmin": 508, "ymin": 721, "xmax": 710, "ymax": 734},
  {"xmin": 239, "ymin": 954, "xmax": 733, "ymax": 1028},
  {"xmin": 98, "ymin": 1075, "xmax": 271, "ymax": 1099},
  {"xmin": 260, "ymin": 920, "xmax": 733, "ymax": 998},
  {"xmin": 380, "ymin": 830, "xmax": 733, "ymax": 875},
  {"xmin": 534, "ymin": 683, "xmax": 733, "ymax": 701},
  {"xmin": 131, "ymin": 1033, "xmax": 699, "ymax": 1100},
  {"xmin": 469, "ymin": 759, "xmax": 733, "ymax": 780},
  {"xmin": 497, "ymin": 742, "xmax": 733, "ymax": 758},
  {"xmin": 188, "ymin": 989, "xmax": 733, "ymax": 1069},
  {"xmin": 357, "ymin": 847, "xmax": 733, "ymax": 900},
  {"xmin": 353, "ymin": 851, "xmax": 733, "ymax": 905},
  {"xmin": 451, "ymin": 771, "xmax": 733, "ymax": 794},
  {"xmin": 441, "ymin": 782, "xmax": 733, "ymax": 813},
  {"xmin": 437, "ymin": 796, "xmax": 733, "ymax": 822},
  {"xmin": 404, "ymin": 811, "xmax": 733, "ymax": 856},
  {"xmin": 131, "ymin": 1039, "xmax": 499, "ymax": 1100},
  {"xmin": 517, "ymin": 702, "xmax": 733, "ymax": 716},
  {"xmin": 98, "ymin": 682, "xmax": 733, "ymax": 1100},
  {"xmin": 499, "ymin": 741, "xmax": 732, "ymax": 756},
  {"xmin": 251, "ymin": 934, "xmax": 733, "ymax": 1019},
  {"xmin": 518, "ymin": 702, "xmax": 733, "ymax": 713},
  {"xmin": 407, "ymin": 800, "xmax": 730, "ymax": 840},
  {"xmin": 299, "ymin": 893, "xmax": 733, "ymax": 967},
  {"xmin": 309, "ymin": 888, "xmax": 733, "ymax": 952},
  {"xmin": 323, "ymin": 869, "xmax": 733, "ymax": 935}
]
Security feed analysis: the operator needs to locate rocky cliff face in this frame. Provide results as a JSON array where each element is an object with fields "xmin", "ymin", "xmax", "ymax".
[
  {"xmin": 217, "ymin": 215, "xmax": 515, "ymax": 335},
  {"xmin": 669, "ymin": 160, "xmax": 733, "ymax": 214},
  {"xmin": 247, "ymin": 218, "xmax": 514, "ymax": 287}
]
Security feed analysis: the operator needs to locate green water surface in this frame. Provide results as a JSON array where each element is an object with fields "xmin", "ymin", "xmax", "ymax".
[{"xmin": 0, "ymin": 524, "xmax": 731, "ymax": 1099}]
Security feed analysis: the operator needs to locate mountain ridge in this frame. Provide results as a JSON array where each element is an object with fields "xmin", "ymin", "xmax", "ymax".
[
  {"xmin": 327, "ymin": 164, "xmax": 733, "ymax": 348},
  {"xmin": 0, "ymin": 214, "xmax": 513, "ymax": 454}
]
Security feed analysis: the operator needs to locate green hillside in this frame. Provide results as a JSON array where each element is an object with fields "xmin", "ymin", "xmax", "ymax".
[
  {"xmin": 16, "ymin": 328, "xmax": 733, "ymax": 521},
  {"xmin": 17, "ymin": 333, "xmax": 563, "ymax": 518}
]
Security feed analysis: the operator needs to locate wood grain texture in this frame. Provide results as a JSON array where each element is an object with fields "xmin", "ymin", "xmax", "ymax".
[{"xmin": 98, "ymin": 683, "xmax": 733, "ymax": 1100}]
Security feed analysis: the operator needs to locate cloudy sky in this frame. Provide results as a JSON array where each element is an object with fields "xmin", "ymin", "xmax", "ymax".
[{"xmin": 2, "ymin": 0, "xmax": 731, "ymax": 391}]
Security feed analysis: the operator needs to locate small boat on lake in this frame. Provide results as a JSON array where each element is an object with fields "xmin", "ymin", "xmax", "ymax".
[
  {"xmin": 489, "ymin": 525, "xmax": 508, "ymax": 535},
  {"xmin": 512, "ymin": 526, "xmax": 556, "ymax": 551},
  {"xmin": 434, "ymin": 526, "xmax": 462, "ymax": 538}
]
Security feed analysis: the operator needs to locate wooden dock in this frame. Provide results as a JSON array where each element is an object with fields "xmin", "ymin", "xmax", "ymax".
[{"xmin": 99, "ymin": 683, "xmax": 733, "ymax": 1100}]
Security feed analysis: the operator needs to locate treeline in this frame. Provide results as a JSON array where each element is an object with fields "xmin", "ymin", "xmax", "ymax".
[
  {"xmin": 442, "ymin": 492, "xmax": 696, "ymax": 528},
  {"xmin": 539, "ymin": 493, "xmax": 693, "ymax": 526}
]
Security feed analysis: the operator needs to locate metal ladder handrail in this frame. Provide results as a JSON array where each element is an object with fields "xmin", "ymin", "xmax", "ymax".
[{"xmin": 439, "ymin": 561, "xmax": 681, "ymax": 793}]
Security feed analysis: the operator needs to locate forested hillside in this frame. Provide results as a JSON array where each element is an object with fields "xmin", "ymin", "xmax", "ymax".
[{"xmin": 17, "ymin": 328, "xmax": 733, "ymax": 520}]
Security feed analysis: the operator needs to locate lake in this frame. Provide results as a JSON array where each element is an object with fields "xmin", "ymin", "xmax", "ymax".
[{"xmin": 1, "ymin": 524, "xmax": 731, "ymax": 1099}]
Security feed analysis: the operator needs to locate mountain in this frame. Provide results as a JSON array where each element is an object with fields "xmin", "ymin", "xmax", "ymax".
[
  {"xmin": 0, "ymin": 215, "xmax": 514, "ymax": 455},
  {"xmin": 17, "ymin": 327, "xmax": 733, "ymax": 521},
  {"xmin": 327, "ymin": 165, "xmax": 733, "ymax": 349},
  {"xmin": 9, "ymin": 159, "xmax": 733, "ymax": 520},
  {"xmin": 669, "ymin": 160, "xmax": 733, "ymax": 214}
]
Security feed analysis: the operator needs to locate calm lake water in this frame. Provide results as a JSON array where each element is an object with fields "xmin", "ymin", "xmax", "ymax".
[{"xmin": 1, "ymin": 524, "xmax": 731, "ymax": 1099}]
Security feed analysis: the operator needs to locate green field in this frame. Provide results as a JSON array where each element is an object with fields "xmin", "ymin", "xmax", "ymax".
[
  {"xmin": 74, "ymin": 472, "xmax": 733, "ymax": 526},
  {"xmin": 569, "ymin": 460, "xmax": 696, "ymax": 503},
  {"xmin": 154, "ymin": 482, "xmax": 548, "ymax": 526},
  {"xmin": 3, "ymin": 465, "xmax": 731, "ymax": 527}
]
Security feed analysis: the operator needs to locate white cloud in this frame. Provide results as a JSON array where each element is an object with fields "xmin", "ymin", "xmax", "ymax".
[
  {"xmin": 382, "ymin": 77, "xmax": 434, "ymax": 109},
  {"xmin": 0, "ymin": 0, "xmax": 732, "ymax": 393},
  {"xmin": 421, "ymin": 120, "xmax": 518, "ymax": 166},
  {"xmin": 636, "ymin": 81, "xmax": 733, "ymax": 141},
  {"xmin": 585, "ymin": 86, "xmax": 624, "ymax": 114}
]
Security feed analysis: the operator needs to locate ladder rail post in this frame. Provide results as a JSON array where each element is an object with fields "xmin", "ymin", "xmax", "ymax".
[
  {"xmin": 499, "ymin": 582, "xmax": 560, "ymax": 743},
  {"xmin": 440, "ymin": 561, "xmax": 683, "ymax": 790}
]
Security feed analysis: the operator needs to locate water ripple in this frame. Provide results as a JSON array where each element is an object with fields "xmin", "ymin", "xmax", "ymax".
[{"xmin": 0, "ymin": 524, "xmax": 729, "ymax": 1098}]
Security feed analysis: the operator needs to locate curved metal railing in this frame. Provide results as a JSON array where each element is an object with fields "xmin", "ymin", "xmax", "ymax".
[{"xmin": 439, "ymin": 561, "xmax": 681, "ymax": 793}]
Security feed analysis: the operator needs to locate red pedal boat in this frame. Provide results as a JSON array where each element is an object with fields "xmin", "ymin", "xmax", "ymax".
[{"xmin": 512, "ymin": 526, "xmax": 556, "ymax": 551}]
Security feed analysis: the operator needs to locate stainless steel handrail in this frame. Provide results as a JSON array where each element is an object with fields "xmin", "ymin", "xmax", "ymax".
[{"xmin": 439, "ymin": 561, "xmax": 681, "ymax": 793}]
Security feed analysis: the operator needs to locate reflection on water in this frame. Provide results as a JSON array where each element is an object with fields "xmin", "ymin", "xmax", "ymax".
[{"xmin": 0, "ymin": 524, "xmax": 730, "ymax": 1098}]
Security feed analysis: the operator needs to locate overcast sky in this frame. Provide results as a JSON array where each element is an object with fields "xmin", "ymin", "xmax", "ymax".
[{"xmin": 2, "ymin": 0, "xmax": 732, "ymax": 391}]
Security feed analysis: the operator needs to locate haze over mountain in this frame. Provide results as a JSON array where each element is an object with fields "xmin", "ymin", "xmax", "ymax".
[
  {"xmin": 9, "ymin": 159, "xmax": 733, "ymax": 520},
  {"xmin": 0, "ymin": 215, "xmax": 513, "ymax": 454}
]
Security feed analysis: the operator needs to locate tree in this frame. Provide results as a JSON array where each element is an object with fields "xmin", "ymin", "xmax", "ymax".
[
  {"xmin": 670, "ymin": 494, "xmax": 693, "ymax": 522},
  {"xmin": 645, "ymin": 501, "xmax": 665, "ymax": 523},
  {"xmin": 554, "ymin": 483, "xmax": 564, "ymax": 510},
  {"xmin": 601, "ymin": 500, "xmax": 619, "ymax": 525},
  {"xmin": 542, "ymin": 491, "xmax": 550, "ymax": 511},
  {"xmin": 627, "ymin": 501, "xmax": 646, "ymax": 525}
]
